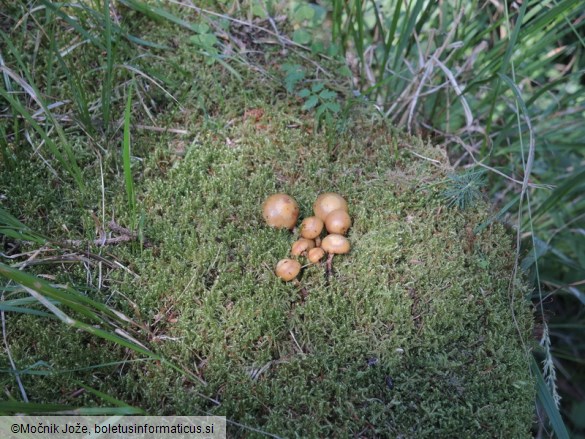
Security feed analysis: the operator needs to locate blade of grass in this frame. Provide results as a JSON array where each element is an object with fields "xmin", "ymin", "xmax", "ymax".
[
  {"xmin": 123, "ymin": 81, "xmax": 136, "ymax": 231},
  {"xmin": 531, "ymin": 356, "xmax": 570, "ymax": 439},
  {"xmin": 380, "ymin": 0, "xmax": 403, "ymax": 97},
  {"xmin": 0, "ymin": 263, "xmax": 210, "ymax": 385},
  {"xmin": 1, "ymin": 359, "xmax": 151, "ymax": 376},
  {"xmin": 75, "ymin": 1, "xmax": 169, "ymax": 49},
  {"xmin": 391, "ymin": 0, "xmax": 426, "ymax": 73},
  {"xmin": 119, "ymin": 0, "xmax": 201, "ymax": 33},
  {"xmin": 353, "ymin": 0, "xmax": 365, "ymax": 70},
  {"xmin": 0, "ymin": 206, "xmax": 48, "ymax": 244},
  {"xmin": 530, "ymin": 167, "xmax": 585, "ymax": 225},
  {"xmin": 0, "ymin": 263, "xmax": 133, "ymax": 327},
  {"xmin": 71, "ymin": 380, "xmax": 146, "ymax": 414},
  {"xmin": 0, "ymin": 401, "xmax": 143, "ymax": 415},
  {"xmin": 102, "ymin": 0, "xmax": 114, "ymax": 133},
  {"xmin": 38, "ymin": 1, "xmax": 105, "ymax": 50},
  {"xmin": 482, "ymin": 0, "xmax": 528, "ymax": 155},
  {"xmin": 474, "ymin": 195, "xmax": 520, "ymax": 234},
  {"xmin": 0, "ymin": 35, "xmax": 85, "ymax": 192},
  {"xmin": 0, "ymin": 304, "xmax": 52, "ymax": 318}
]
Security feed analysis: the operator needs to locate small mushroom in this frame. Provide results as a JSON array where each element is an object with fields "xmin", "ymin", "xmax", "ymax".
[
  {"xmin": 291, "ymin": 238, "xmax": 316, "ymax": 256},
  {"xmin": 300, "ymin": 216, "xmax": 324, "ymax": 240},
  {"xmin": 262, "ymin": 193, "xmax": 300, "ymax": 230},
  {"xmin": 313, "ymin": 193, "xmax": 348, "ymax": 221},
  {"xmin": 321, "ymin": 234, "xmax": 350, "ymax": 275},
  {"xmin": 325, "ymin": 209, "xmax": 352, "ymax": 235},
  {"xmin": 307, "ymin": 247, "xmax": 325, "ymax": 264},
  {"xmin": 275, "ymin": 258, "xmax": 301, "ymax": 281},
  {"xmin": 321, "ymin": 234, "xmax": 350, "ymax": 254}
]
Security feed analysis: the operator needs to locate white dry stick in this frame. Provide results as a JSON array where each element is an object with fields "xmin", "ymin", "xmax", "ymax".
[
  {"xmin": 364, "ymin": 45, "xmax": 377, "ymax": 89},
  {"xmin": 114, "ymin": 328, "xmax": 148, "ymax": 350},
  {"xmin": 431, "ymin": 56, "xmax": 473, "ymax": 128},
  {"xmin": 59, "ymin": 39, "xmax": 91, "ymax": 57},
  {"xmin": 407, "ymin": 62, "xmax": 434, "ymax": 132},
  {"xmin": 24, "ymin": 286, "xmax": 75, "ymax": 325}
]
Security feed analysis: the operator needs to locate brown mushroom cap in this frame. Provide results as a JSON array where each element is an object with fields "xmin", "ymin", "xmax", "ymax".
[
  {"xmin": 275, "ymin": 259, "xmax": 301, "ymax": 281},
  {"xmin": 325, "ymin": 209, "xmax": 352, "ymax": 235},
  {"xmin": 300, "ymin": 216, "xmax": 324, "ymax": 239},
  {"xmin": 307, "ymin": 247, "xmax": 326, "ymax": 263},
  {"xmin": 291, "ymin": 238, "xmax": 316, "ymax": 256},
  {"xmin": 313, "ymin": 193, "xmax": 349, "ymax": 221},
  {"xmin": 321, "ymin": 234, "xmax": 350, "ymax": 254},
  {"xmin": 262, "ymin": 193, "xmax": 300, "ymax": 230}
]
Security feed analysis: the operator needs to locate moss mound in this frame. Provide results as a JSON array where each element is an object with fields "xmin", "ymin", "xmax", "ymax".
[
  {"xmin": 111, "ymin": 110, "xmax": 534, "ymax": 437},
  {"xmin": 0, "ymin": 11, "xmax": 534, "ymax": 435}
]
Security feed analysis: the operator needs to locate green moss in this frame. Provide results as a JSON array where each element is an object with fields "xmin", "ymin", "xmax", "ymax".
[{"xmin": 103, "ymin": 106, "xmax": 533, "ymax": 436}]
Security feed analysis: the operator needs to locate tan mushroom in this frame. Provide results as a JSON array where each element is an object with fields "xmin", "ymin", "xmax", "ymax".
[
  {"xmin": 325, "ymin": 209, "xmax": 352, "ymax": 235},
  {"xmin": 275, "ymin": 258, "xmax": 301, "ymax": 282},
  {"xmin": 262, "ymin": 193, "xmax": 300, "ymax": 230},
  {"xmin": 321, "ymin": 234, "xmax": 350, "ymax": 254},
  {"xmin": 300, "ymin": 216, "xmax": 324, "ymax": 240},
  {"xmin": 291, "ymin": 238, "xmax": 316, "ymax": 256},
  {"xmin": 321, "ymin": 234, "xmax": 350, "ymax": 274},
  {"xmin": 307, "ymin": 247, "xmax": 325, "ymax": 264},
  {"xmin": 313, "ymin": 193, "xmax": 348, "ymax": 221}
]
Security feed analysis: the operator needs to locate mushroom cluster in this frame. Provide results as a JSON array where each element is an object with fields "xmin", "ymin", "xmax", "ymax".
[{"xmin": 262, "ymin": 192, "xmax": 352, "ymax": 285}]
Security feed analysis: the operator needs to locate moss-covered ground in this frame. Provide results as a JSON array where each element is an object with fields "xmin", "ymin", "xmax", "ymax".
[{"xmin": 0, "ymin": 8, "xmax": 534, "ymax": 437}]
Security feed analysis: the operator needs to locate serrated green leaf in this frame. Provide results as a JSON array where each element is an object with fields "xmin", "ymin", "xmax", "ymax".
[
  {"xmin": 282, "ymin": 64, "xmax": 305, "ymax": 93},
  {"xmin": 310, "ymin": 4, "xmax": 327, "ymax": 25},
  {"xmin": 302, "ymin": 95, "xmax": 319, "ymax": 110},
  {"xmin": 297, "ymin": 88, "xmax": 311, "ymax": 98},
  {"xmin": 319, "ymin": 89, "xmax": 337, "ymax": 100},
  {"xmin": 310, "ymin": 41, "xmax": 325, "ymax": 54},
  {"xmin": 325, "ymin": 101, "xmax": 340, "ymax": 113},
  {"xmin": 251, "ymin": 1, "xmax": 267, "ymax": 18},
  {"xmin": 315, "ymin": 104, "xmax": 327, "ymax": 119},
  {"xmin": 311, "ymin": 82, "xmax": 324, "ymax": 92}
]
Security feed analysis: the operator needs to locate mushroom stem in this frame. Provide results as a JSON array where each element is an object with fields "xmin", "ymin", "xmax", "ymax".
[
  {"xmin": 326, "ymin": 253, "xmax": 334, "ymax": 278},
  {"xmin": 293, "ymin": 279, "xmax": 309, "ymax": 302}
]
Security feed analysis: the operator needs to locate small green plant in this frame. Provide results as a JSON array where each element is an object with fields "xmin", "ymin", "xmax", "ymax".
[
  {"xmin": 290, "ymin": 1, "xmax": 327, "ymax": 47},
  {"xmin": 441, "ymin": 169, "xmax": 486, "ymax": 210},
  {"xmin": 298, "ymin": 82, "xmax": 340, "ymax": 121},
  {"xmin": 282, "ymin": 64, "xmax": 341, "ymax": 126},
  {"xmin": 189, "ymin": 22, "xmax": 220, "ymax": 64},
  {"xmin": 282, "ymin": 63, "xmax": 306, "ymax": 93}
]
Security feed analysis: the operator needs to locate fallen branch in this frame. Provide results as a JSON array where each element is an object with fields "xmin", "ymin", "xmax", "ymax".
[{"xmin": 63, "ymin": 220, "xmax": 151, "ymax": 248}]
